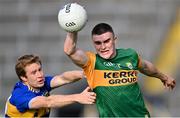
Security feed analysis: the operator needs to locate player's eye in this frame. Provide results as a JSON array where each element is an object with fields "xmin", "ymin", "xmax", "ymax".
[
  {"xmin": 38, "ymin": 68, "xmax": 42, "ymax": 72},
  {"xmin": 94, "ymin": 41, "xmax": 101, "ymax": 45},
  {"xmin": 31, "ymin": 70, "xmax": 36, "ymax": 75},
  {"xmin": 104, "ymin": 38, "xmax": 111, "ymax": 43}
]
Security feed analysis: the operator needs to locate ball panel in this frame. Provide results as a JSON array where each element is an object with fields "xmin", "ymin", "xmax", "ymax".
[{"xmin": 58, "ymin": 3, "xmax": 87, "ymax": 32}]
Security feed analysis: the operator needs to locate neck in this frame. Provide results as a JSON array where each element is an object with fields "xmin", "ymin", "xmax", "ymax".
[
  {"xmin": 23, "ymin": 82, "xmax": 40, "ymax": 92},
  {"xmin": 109, "ymin": 48, "xmax": 117, "ymax": 59}
]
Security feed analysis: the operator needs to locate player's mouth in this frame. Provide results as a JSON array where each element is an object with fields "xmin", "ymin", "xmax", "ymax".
[
  {"xmin": 100, "ymin": 50, "xmax": 109, "ymax": 55},
  {"xmin": 38, "ymin": 78, "xmax": 45, "ymax": 84}
]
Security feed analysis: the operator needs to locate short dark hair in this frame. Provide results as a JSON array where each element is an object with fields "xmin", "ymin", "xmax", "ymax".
[
  {"xmin": 15, "ymin": 54, "xmax": 42, "ymax": 80},
  {"xmin": 91, "ymin": 23, "xmax": 114, "ymax": 36}
]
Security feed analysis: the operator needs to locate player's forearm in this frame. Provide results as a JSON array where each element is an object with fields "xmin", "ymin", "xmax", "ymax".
[
  {"xmin": 29, "ymin": 94, "xmax": 79, "ymax": 109},
  {"xmin": 30, "ymin": 88, "xmax": 95, "ymax": 109},
  {"xmin": 47, "ymin": 94, "xmax": 79, "ymax": 108},
  {"xmin": 64, "ymin": 32, "xmax": 78, "ymax": 56}
]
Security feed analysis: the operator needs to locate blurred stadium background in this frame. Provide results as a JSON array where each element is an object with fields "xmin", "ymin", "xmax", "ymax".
[{"xmin": 0, "ymin": 0, "xmax": 180, "ymax": 117}]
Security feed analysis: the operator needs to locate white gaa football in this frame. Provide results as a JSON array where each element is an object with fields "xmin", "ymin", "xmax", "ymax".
[{"xmin": 58, "ymin": 3, "xmax": 87, "ymax": 32}]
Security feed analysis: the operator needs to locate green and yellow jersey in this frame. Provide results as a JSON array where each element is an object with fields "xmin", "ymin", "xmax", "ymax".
[{"xmin": 83, "ymin": 48, "xmax": 150, "ymax": 117}]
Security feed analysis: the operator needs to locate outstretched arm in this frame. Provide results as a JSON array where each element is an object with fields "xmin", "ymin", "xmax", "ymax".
[
  {"xmin": 29, "ymin": 87, "xmax": 96, "ymax": 109},
  {"xmin": 138, "ymin": 59, "xmax": 176, "ymax": 90},
  {"xmin": 64, "ymin": 32, "xmax": 88, "ymax": 67},
  {"xmin": 50, "ymin": 70, "xmax": 84, "ymax": 88}
]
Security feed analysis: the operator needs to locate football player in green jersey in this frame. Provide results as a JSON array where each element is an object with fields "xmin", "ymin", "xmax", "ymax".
[{"xmin": 63, "ymin": 23, "xmax": 176, "ymax": 117}]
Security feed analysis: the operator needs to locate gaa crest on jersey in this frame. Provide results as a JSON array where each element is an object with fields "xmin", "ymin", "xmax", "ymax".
[{"xmin": 126, "ymin": 62, "xmax": 133, "ymax": 69}]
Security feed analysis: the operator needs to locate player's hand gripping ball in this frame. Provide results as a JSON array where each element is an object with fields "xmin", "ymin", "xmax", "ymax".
[{"xmin": 58, "ymin": 3, "xmax": 87, "ymax": 32}]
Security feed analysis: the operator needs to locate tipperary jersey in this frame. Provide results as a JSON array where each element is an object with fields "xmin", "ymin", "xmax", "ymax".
[
  {"xmin": 5, "ymin": 76, "xmax": 53, "ymax": 117},
  {"xmin": 83, "ymin": 48, "xmax": 150, "ymax": 117}
]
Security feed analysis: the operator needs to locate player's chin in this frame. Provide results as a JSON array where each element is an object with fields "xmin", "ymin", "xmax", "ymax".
[
  {"xmin": 99, "ymin": 53, "xmax": 111, "ymax": 59},
  {"xmin": 37, "ymin": 83, "xmax": 44, "ymax": 87}
]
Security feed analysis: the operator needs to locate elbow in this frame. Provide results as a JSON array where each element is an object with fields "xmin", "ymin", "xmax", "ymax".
[
  {"xmin": 64, "ymin": 47, "xmax": 71, "ymax": 56},
  {"xmin": 64, "ymin": 46, "xmax": 75, "ymax": 56}
]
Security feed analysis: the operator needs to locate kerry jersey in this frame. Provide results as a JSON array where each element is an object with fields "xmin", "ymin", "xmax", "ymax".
[
  {"xmin": 5, "ymin": 76, "xmax": 53, "ymax": 117},
  {"xmin": 83, "ymin": 48, "xmax": 150, "ymax": 117}
]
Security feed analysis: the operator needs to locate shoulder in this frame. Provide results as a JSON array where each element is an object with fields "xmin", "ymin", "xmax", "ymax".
[
  {"xmin": 82, "ymin": 51, "xmax": 96, "ymax": 69},
  {"xmin": 45, "ymin": 76, "xmax": 53, "ymax": 82},
  {"xmin": 117, "ymin": 48, "xmax": 137, "ymax": 53},
  {"xmin": 43, "ymin": 76, "xmax": 54, "ymax": 91},
  {"xmin": 85, "ymin": 51, "xmax": 95, "ymax": 57},
  {"xmin": 9, "ymin": 82, "xmax": 36, "ymax": 107},
  {"xmin": 85, "ymin": 51, "xmax": 96, "ymax": 62},
  {"xmin": 116, "ymin": 48, "xmax": 139, "ymax": 58},
  {"xmin": 11, "ymin": 82, "xmax": 29, "ymax": 97}
]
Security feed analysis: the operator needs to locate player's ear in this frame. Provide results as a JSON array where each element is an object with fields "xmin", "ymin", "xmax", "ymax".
[
  {"xmin": 114, "ymin": 36, "xmax": 117, "ymax": 43},
  {"xmin": 20, "ymin": 76, "xmax": 28, "ymax": 82}
]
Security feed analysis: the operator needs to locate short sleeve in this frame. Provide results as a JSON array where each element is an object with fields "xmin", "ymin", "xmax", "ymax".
[{"xmin": 82, "ymin": 51, "xmax": 96, "ymax": 89}]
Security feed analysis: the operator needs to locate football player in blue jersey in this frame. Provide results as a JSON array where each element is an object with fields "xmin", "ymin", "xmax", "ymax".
[{"xmin": 5, "ymin": 54, "xmax": 96, "ymax": 117}]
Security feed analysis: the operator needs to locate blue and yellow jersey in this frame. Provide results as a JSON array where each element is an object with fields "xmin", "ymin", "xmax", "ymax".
[
  {"xmin": 83, "ymin": 48, "xmax": 150, "ymax": 117},
  {"xmin": 5, "ymin": 76, "xmax": 53, "ymax": 117}
]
